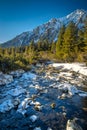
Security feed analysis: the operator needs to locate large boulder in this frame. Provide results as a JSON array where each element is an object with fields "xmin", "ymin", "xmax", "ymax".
[{"xmin": 0, "ymin": 72, "xmax": 13, "ymax": 86}]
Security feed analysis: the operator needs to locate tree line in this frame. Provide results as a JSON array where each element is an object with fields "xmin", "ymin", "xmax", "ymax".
[
  {"xmin": 55, "ymin": 20, "xmax": 87, "ymax": 62},
  {"xmin": 0, "ymin": 20, "xmax": 87, "ymax": 72}
]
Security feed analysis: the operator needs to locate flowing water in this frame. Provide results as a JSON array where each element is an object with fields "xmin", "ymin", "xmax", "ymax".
[{"xmin": 0, "ymin": 65, "xmax": 87, "ymax": 130}]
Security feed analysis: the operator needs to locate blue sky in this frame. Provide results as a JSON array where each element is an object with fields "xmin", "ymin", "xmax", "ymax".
[{"xmin": 0, "ymin": 0, "xmax": 87, "ymax": 43}]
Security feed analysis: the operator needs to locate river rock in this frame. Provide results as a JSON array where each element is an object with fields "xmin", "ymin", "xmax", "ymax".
[
  {"xmin": 17, "ymin": 98, "xmax": 32, "ymax": 115},
  {"xmin": 66, "ymin": 119, "xmax": 83, "ymax": 130},
  {"xmin": 7, "ymin": 86, "xmax": 26, "ymax": 97},
  {"xmin": 47, "ymin": 127, "xmax": 53, "ymax": 130},
  {"xmin": 30, "ymin": 115, "xmax": 38, "ymax": 122},
  {"xmin": 33, "ymin": 127, "xmax": 41, "ymax": 130},
  {"xmin": 0, "ymin": 99, "xmax": 14, "ymax": 113},
  {"xmin": 34, "ymin": 101, "xmax": 41, "ymax": 106},
  {"xmin": 34, "ymin": 105, "xmax": 42, "ymax": 111},
  {"xmin": 36, "ymin": 63, "xmax": 42, "ymax": 68},
  {"xmin": 78, "ymin": 92, "xmax": 87, "ymax": 97},
  {"xmin": 13, "ymin": 98, "xmax": 20, "ymax": 107},
  {"xmin": 50, "ymin": 103, "xmax": 56, "ymax": 109},
  {"xmin": 59, "ymin": 93, "xmax": 67, "ymax": 99},
  {"xmin": 9, "ymin": 69, "xmax": 25, "ymax": 78},
  {"xmin": 58, "ymin": 83, "xmax": 78, "ymax": 96},
  {"xmin": 22, "ymin": 72, "xmax": 37, "ymax": 80},
  {"xmin": 82, "ymin": 107, "xmax": 87, "ymax": 111},
  {"xmin": 63, "ymin": 112, "xmax": 66, "ymax": 117},
  {"xmin": 34, "ymin": 101, "xmax": 42, "ymax": 111},
  {"xmin": 0, "ymin": 72, "xmax": 13, "ymax": 86},
  {"xmin": 18, "ymin": 98, "xmax": 31, "ymax": 110}
]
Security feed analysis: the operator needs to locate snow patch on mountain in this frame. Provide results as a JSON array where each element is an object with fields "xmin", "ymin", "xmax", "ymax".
[{"xmin": 1, "ymin": 9, "xmax": 87, "ymax": 47}]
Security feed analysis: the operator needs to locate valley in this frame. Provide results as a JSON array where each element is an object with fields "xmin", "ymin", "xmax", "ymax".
[{"xmin": 0, "ymin": 7, "xmax": 87, "ymax": 130}]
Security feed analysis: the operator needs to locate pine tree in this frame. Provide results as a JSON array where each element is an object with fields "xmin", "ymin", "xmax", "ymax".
[
  {"xmin": 11, "ymin": 47, "xmax": 15, "ymax": 59},
  {"xmin": 56, "ymin": 25, "xmax": 65, "ymax": 59},
  {"xmin": 0, "ymin": 48, "xmax": 4, "ymax": 56},
  {"xmin": 78, "ymin": 29, "xmax": 84, "ymax": 52},
  {"xmin": 43, "ymin": 39, "xmax": 49, "ymax": 51},
  {"xmin": 63, "ymin": 22, "xmax": 78, "ymax": 61},
  {"xmin": 28, "ymin": 41, "xmax": 36, "ymax": 64},
  {"xmin": 29, "ymin": 40, "xmax": 35, "ymax": 51},
  {"xmin": 25, "ymin": 46, "xmax": 29, "ymax": 55},
  {"xmin": 84, "ymin": 17, "xmax": 87, "ymax": 52},
  {"xmin": 4, "ymin": 48, "xmax": 9, "ymax": 57},
  {"xmin": 37, "ymin": 41, "xmax": 42, "ymax": 51},
  {"xmin": 51, "ymin": 42, "xmax": 56, "ymax": 53}
]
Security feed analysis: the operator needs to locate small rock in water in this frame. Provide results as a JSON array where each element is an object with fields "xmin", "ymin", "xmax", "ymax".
[
  {"xmin": 21, "ymin": 98, "xmax": 31, "ymax": 109},
  {"xmin": 25, "ymin": 91, "xmax": 30, "ymax": 97},
  {"xmin": 63, "ymin": 112, "xmax": 66, "ymax": 117},
  {"xmin": 13, "ymin": 98, "xmax": 20, "ymax": 107},
  {"xmin": 17, "ymin": 98, "xmax": 32, "ymax": 115},
  {"xmin": 35, "ymin": 84, "xmax": 40, "ymax": 89},
  {"xmin": 47, "ymin": 127, "xmax": 53, "ymax": 130},
  {"xmin": 34, "ymin": 101, "xmax": 42, "ymax": 111},
  {"xmin": 30, "ymin": 115, "xmax": 38, "ymax": 122},
  {"xmin": 79, "ymin": 93, "xmax": 87, "ymax": 97},
  {"xmin": 31, "ymin": 94, "xmax": 37, "ymax": 100},
  {"xmin": 17, "ymin": 106, "xmax": 27, "ymax": 115},
  {"xmin": 66, "ymin": 119, "xmax": 83, "ymax": 130},
  {"xmin": 21, "ymin": 109, "xmax": 27, "ymax": 115},
  {"xmin": 29, "ymin": 101, "xmax": 35, "ymax": 105},
  {"xmin": 58, "ymin": 83, "xmax": 78, "ymax": 97},
  {"xmin": 50, "ymin": 103, "xmax": 56, "ymax": 109},
  {"xmin": 60, "ymin": 93, "xmax": 67, "ymax": 99},
  {"xmin": 34, "ymin": 101, "xmax": 41, "ymax": 106},
  {"xmin": 34, "ymin": 105, "xmax": 42, "ymax": 111},
  {"xmin": 82, "ymin": 107, "xmax": 87, "ymax": 111},
  {"xmin": 33, "ymin": 127, "xmax": 41, "ymax": 130}
]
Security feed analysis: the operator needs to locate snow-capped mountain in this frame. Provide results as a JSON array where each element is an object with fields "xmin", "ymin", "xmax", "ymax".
[{"xmin": 1, "ymin": 9, "xmax": 87, "ymax": 48}]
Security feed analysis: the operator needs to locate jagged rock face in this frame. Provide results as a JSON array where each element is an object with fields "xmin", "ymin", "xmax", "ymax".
[{"xmin": 1, "ymin": 9, "xmax": 87, "ymax": 48}]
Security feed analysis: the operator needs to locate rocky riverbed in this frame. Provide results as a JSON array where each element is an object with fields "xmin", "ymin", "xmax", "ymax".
[{"xmin": 0, "ymin": 62, "xmax": 87, "ymax": 130}]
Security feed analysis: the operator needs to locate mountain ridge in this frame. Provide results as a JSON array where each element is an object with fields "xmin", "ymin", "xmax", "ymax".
[{"xmin": 1, "ymin": 9, "xmax": 87, "ymax": 48}]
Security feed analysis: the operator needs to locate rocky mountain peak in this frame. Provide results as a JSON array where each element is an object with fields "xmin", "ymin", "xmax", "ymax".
[{"xmin": 1, "ymin": 9, "xmax": 87, "ymax": 48}]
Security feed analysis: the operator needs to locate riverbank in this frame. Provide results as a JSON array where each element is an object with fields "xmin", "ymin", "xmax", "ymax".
[{"xmin": 52, "ymin": 63, "xmax": 87, "ymax": 76}]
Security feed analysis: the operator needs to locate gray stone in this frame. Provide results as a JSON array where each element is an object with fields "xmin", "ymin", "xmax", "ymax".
[
  {"xmin": 30, "ymin": 115, "xmax": 38, "ymax": 122},
  {"xmin": 66, "ymin": 119, "xmax": 83, "ymax": 130},
  {"xmin": 33, "ymin": 127, "xmax": 41, "ymax": 130},
  {"xmin": 0, "ymin": 72, "xmax": 13, "ymax": 86},
  {"xmin": 9, "ymin": 69, "xmax": 25, "ymax": 78}
]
